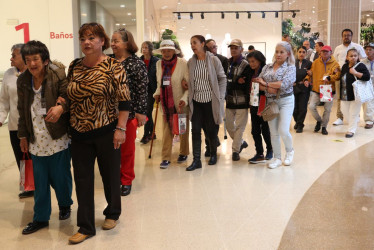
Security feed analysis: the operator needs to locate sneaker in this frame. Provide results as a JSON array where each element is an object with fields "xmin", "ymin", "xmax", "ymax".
[
  {"xmin": 177, "ymin": 155, "xmax": 187, "ymax": 163},
  {"xmin": 265, "ymin": 150, "xmax": 273, "ymax": 160},
  {"xmin": 314, "ymin": 121, "xmax": 321, "ymax": 132},
  {"xmin": 365, "ymin": 123, "xmax": 373, "ymax": 129},
  {"xmin": 321, "ymin": 127, "xmax": 328, "ymax": 135},
  {"xmin": 248, "ymin": 154, "xmax": 266, "ymax": 164},
  {"xmin": 160, "ymin": 160, "xmax": 170, "ymax": 169},
  {"xmin": 267, "ymin": 158, "xmax": 282, "ymax": 169},
  {"xmin": 239, "ymin": 141, "xmax": 248, "ymax": 153},
  {"xmin": 345, "ymin": 132, "xmax": 354, "ymax": 138},
  {"xmin": 232, "ymin": 152, "xmax": 240, "ymax": 161},
  {"xmin": 333, "ymin": 118, "xmax": 343, "ymax": 126},
  {"xmin": 284, "ymin": 150, "xmax": 294, "ymax": 166}
]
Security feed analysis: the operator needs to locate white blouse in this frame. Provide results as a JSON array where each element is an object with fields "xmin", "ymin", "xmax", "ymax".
[{"xmin": 29, "ymin": 86, "xmax": 69, "ymax": 156}]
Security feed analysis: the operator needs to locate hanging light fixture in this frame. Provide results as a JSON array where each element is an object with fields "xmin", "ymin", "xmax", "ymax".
[
  {"xmin": 236, "ymin": 12, "xmax": 239, "ymax": 19},
  {"xmin": 292, "ymin": 11, "xmax": 296, "ymax": 18},
  {"xmin": 177, "ymin": 12, "xmax": 181, "ymax": 20},
  {"xmin": 247, "ymin": 12, "xmax": 251, "ymax": 19},
  {"xmin": 190, "ymin": 12, "xmax": 193, "ymax": 19},
  {"xmin": 275, "ymin": 12, "xmax": 279, "ymax": 18},
  {"xmin": 262, "ymin": 12, "xmax": 265, "ymax": 18},
  {"xmin": 201, "ymin": 12, "xmax": 204, "ymax": 19},
  {"xmin": 221, "ymin": 12, "xmax": 225, "ymax": 19}
]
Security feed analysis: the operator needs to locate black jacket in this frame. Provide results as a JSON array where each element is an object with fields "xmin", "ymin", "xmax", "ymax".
[
  {"xmin": 216, "ymin": 54, "xmax": 229, "ymax": 74},
  {"xmin": 140, "ymin": 55, "xmax": 159, "ymax": 95},
  {"xmin": 225, "ymin": 57, "xmax": 251, "ymax": 109},
  {"xmin": 340, "ymin": 62, "xmax": 371, "ymax": 101},
  {"xmin": 294, "ymin": 59, "xmax": 312, "ymax": 94}
]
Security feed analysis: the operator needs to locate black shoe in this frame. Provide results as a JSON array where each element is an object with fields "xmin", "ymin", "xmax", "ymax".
[
  {"xmin": 294, "ymin": 124, "xmax": 298, "ymax": 130},
  {"xmin": 140, "ymin": 136, "xmax": 150, "ymax": 144},
  {"xmin": 265, "ymin": 150, "xmax": 273, "ymax": 160},
  {"xmin": 239, "ymin": 141, "xmax": 248, "ymax": 153},
  {"xmin": 204, "ymin": 150, "xmax": 211, "ymax": 157},
  {"xmin": 19, "ymin": 191, "xmax": 34, "ymax": 199},
  {"xmin": 177, "ymin": 155, "xmax": 188, "ymax": 163},
  {"xmin": 22, "ymin": 221, "xmax": 49, "ymax": 235},
  {"xmin": 296, "ymin": 126, "xmax": 303, "ymax": 133},
  {"xmin": 208, "ymin": 154, "xmax": 217, "ymax": 165},
  {"xmin": 186, "ymin": 160, "xmax": 202, "ymax": 171},
  {"xmin": 121, "ymin": 185, "xmax": 132, "ymax": 196},
  {"xmin": 59, "ymin": 206, "xmax": 71, "ymax": 220},
  {"xmin": 160, "ymin": 160, "xmax": 171, "ymax": 169},
  {"xmin": 314, "ymin": 121, "xmax": 321, "ymax": 132},
  {"xmin": 248, "ymin": 154, "xmax": 265, "ymax": 164},
  {"xmin": 345, "ymin": 132, "xmax": 354, "ymax": 138},
  {"xmin": 321, "ymin": 127, "xmax": 328, "ymax": 135},
  {"xmin": 232, "ymin": 152, "xmax": 240, "ymax": 161}
]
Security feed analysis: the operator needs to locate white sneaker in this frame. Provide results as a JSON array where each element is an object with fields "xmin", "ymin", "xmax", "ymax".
[
  {"xmin": 284, "ymin": 150, "xmax": 294, "ymax": 166},
  {"xmin": 267, "ymin": 158, "xmax": 282, "ymax": 169},
  {"xmin": 333, "ymin": 118, "xmax": 343, "ymax": 126}
]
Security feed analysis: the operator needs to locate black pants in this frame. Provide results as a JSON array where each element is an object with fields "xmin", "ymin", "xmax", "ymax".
[
  {"xmin": 10, "ymin": 130, "xmax": 22, "ymax": 170},
  {"xmin": 293, "ymin": 89, "xmax": 310, "ymax": 128},
  {"xmin": 191, "ymin": 101, "xmax": 218, "ymax": 159},
  {"xmin": 250, "ymin": 106, "xmax": 272, "ymax": 155},
  {"xmin": 71, "ymin": 132, "xmax": 121, "ymax": 235},
  {"xmin": 144, "ymin": 94, "xmax": 155, "ymax": 137}
]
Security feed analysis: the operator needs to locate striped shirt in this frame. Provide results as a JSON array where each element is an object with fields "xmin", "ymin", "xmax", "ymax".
[{"xmin": 193, "ymin": 60, "xmax": 212, "ymax": 103}]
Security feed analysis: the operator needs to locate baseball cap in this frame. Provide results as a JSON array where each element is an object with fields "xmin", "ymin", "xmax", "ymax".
[
  {"xmin": 321, "ymin": 45, "xmax": 332, "ymax": 52},
  {"xmin": 228, "ymin": 39, "xmax": 243, "ymax": 48},
  {"xmin": 364, "ymin": 43, "xmax": 374, "ymax": 49}
]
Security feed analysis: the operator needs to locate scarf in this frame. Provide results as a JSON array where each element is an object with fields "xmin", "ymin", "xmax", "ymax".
[{"xmin": 160, "ymin": 54, "xmax": 178, "ymax": 129}]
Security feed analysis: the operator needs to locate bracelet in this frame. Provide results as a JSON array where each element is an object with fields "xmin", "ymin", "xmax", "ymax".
[{"xmin": 114, "ymin": 127, "xmax": 126, "ymax": 132}]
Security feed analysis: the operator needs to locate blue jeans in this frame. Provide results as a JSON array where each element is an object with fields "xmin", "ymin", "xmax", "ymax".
[
  {"xmin": 267, "ymin": 95, "xmax": 294, "ymax": 160},
  {"xmin": 31, "ymin": 148, "xmax": 73, "ymax": 222}
]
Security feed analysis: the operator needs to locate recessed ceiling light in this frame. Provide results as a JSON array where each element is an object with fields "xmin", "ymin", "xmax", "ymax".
[
  {"xmin": 161, "ymin": 5, "xmax": 168, "ymax": 10},
  {"xmin": 120, "ymin": 4, "xmax": 125, "ymax": 8},
  {"xmin": 81, "ymin": 13, "xmax": 87, "ymax": 16},
  {"xmin": 127, "ymin": 13, "xmax": 132, "ymax": 16},
  {"xmin": 367, "ymin": 14, "xmax": 370, "ymax": 16},
  {"xmin": 122, "ymin": 23, "xmax": 126, "ymax": 25},
  {"xmin": 312, "ymin": 11, "xmax": 315, "ymax": 13},
  {"xmin": 116, "ymin": 23, "xmax": 120, "ymax": 26}
]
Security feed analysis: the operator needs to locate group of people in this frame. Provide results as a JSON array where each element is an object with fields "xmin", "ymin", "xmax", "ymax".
[{"xmin": 0, "ymin": 22, "xmax": 373, "ymax": 244}]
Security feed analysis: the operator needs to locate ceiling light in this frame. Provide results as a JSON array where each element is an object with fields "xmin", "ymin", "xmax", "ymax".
[
  {"xmin": 161, "ymin": 5, "xmax": 168, "ymax": 10},
  {"xmin": 120, "ymin": 4, "xmax": 125, "ymax": 8},
  {"xmin": 275, "ymin": 12, "xmax": 279, "ymax": 18},
  {"xmin": 190, "ymin": 13, "xmax": 193, "ymax": 19},
  {"xmin": 127, "ymin": 13, "xmax": 132, "ymax": 16},
  {"xmin": 116, "ymin": 23, "xmax": 120, "ymax": 26},
  {"xmin": 201, "ymin": 12, "xmax": 204, "ymax": 19},
  {"xmin": 177, "ymin": 13, "xmax": 181, "ymax": 20},
  {"xmin": 178, "ymin": 0, "xmax": 181, "ymax": 4},
  {"xmin": 367, "ymin": 14, "xmax": 370, "ymax": 16},
  {"xmin": 221, "ymin": 12, "xmax": 224, "ymax": 19},
  {"xmin": 122, "ymin": 23, "xmax": 126, "ymax": 25},
  {"xmin": 292, "ymin": 12, "xmax": 296, "ymax": 18},
  {"xmin": 247, "ymin": 12, "xmax": 251, "ymax": 19},
  {"xmin": 236, "ymin": 12, "xmax": 239, "ymax": 19},
  {"xmin": 262, "ymin": 12, "xmax": 265, "ymax": 18}
]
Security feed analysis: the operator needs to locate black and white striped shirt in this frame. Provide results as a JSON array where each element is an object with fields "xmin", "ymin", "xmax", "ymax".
[{"xmin": 193, "ymin": 60, "xmax": 212, "ymax": 103}]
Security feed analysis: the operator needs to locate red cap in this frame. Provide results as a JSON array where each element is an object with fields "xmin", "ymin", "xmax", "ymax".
[{"xmin": 321, "ymin": 45, "xmax": 332, "ymax": 52}]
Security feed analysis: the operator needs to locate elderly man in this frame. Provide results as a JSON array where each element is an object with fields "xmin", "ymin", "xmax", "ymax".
[
  {"xmin": 305, "ymin": 45, "xmax": 341, "ymax": 135},
  {"xmin": 303, "ymin": 40, "xmax": 313, "ymax": 61},
  {"xmin": 361, "ymin": 43, "xmax": 374, "ymax": 129},
  {"xmin": 332, "ymin": 29, "xmax": 366, "ymax": 126}
]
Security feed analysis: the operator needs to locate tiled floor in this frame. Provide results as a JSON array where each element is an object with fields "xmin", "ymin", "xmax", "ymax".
[{"xmin": 0, "ymin": 102, "xmax": 374, "ymax": 249}]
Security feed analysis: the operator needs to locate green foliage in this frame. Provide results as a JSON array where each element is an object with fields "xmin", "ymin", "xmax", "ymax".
[
  {"xmin": 282, "ymin": 19, "xmax": 319, "ymax": 49},
  {"xmin": 361, "ymin": 25, "xmax": 374, "ymax": 45}
]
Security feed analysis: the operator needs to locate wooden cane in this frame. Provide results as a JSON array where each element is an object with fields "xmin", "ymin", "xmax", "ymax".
[{"xmin": 148, "ymin": 101, "xmax": 160, "ymax": 158}]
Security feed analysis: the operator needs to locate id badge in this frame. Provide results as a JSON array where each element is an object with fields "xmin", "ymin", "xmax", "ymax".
[
  {"xmin": 163, "ymin": 76, "xmax": 171, "ymax": 86},
  {"xmin": 38, "ymin": 98, "xmax": 47, "ymax": 116}
]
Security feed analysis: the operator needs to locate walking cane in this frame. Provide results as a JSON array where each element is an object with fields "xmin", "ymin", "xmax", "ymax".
[
  {"xmin": 148, "ymin": 101, "xmax": 160, "ymax": 159},
  {"xmin": 223, "ymin": 118, "xmax": 228, "ymax": 139}
]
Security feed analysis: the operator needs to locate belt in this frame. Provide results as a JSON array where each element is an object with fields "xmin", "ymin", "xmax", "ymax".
[{"xmin": 267, "ymin": 92, "xmax": 293, "ymax": 100}]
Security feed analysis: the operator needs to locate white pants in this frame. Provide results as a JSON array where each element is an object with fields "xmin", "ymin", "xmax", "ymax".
[
  {"xmin": 362, "ymin": 99, "xmax": 374, "ymax": 125},
  {"xmin": 225, "ymin": 108, "xmax": 248, "ymax": 153},
  {"xmin": 341, "ymin": 100, "xmax": 362, "ymax": 133}
]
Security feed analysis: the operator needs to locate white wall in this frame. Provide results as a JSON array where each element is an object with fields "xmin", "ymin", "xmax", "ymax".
[
  {"xmin": 0, "ymin": 0, "xmax": 75, "ymax": 72},
  {"xmin": 176, "ymin": 2, "xmax": 282, "ymax": 63}
]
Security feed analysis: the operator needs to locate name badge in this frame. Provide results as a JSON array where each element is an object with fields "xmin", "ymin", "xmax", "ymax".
[
  {"xmin": 36, "ymin": 108, "xmax": 47, "ymax": 116},
  {"xmin": 163, "ymin": 76, "xmax": 171, "ymax": 86}
]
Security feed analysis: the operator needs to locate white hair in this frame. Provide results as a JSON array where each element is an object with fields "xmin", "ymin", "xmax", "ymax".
[{"xmin": 272, "ymin": 41, "xmax": 295, "ymax": 65}]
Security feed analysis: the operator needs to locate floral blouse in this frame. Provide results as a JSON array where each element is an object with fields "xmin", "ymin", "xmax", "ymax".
[{"xmin": 259, "ymin": 61, "xmax": 296, "ymax": 98}]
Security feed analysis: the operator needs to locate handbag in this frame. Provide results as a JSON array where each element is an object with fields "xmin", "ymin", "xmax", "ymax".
[
  {"xmin": 352, "ymin": 63, "xmax": 374, "ymax": 103},
  {"xmin": 261, "ymin": 91, "xmax": 280, "ymax": 121},
  {"xmin": 172, "ymin": 113, "xmax": 187, "ymax": 135},
  {"xmin": 319, "ymin": 84, "xmax": 333, "ymax": 102},
  {"xmin": 250, "ymin": 82, "xmax": 260, "ymax": 106},
  {"xmin": 20, "ymin": 153, "xmax": 35, "ymax": 192}
]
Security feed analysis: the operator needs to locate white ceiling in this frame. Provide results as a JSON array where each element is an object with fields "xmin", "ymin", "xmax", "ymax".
[{"xmin": 95, "ymin": 0, "xmax": 137, "ymax": 25}]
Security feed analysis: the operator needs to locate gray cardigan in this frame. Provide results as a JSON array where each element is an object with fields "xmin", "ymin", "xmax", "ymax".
[{"xmin": 187, "ymin": 51, "xmax": 227, "ymax": 124}]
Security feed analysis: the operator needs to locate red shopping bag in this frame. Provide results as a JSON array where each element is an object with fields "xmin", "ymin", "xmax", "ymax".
[
  {"xmin": 20, "ymin": 153, "xmax": 35, "ymax": 191},
  {"xmin": 172, "ymin": 113, "xmax": 187, "ymax": 135},
  {"xmin": 257, "ymin": 95, "xmax": 267, "ymax": 116}
]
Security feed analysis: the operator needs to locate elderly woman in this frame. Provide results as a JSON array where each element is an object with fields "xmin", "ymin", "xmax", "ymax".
[
  {"xmin": 153, "ymin": 40, "xmax": 189, "ymax": 169},
  {"xmin": 140, "ymin": 41, "xmax": 159, "ymax": 144},
  {"xmin": 187, "ymin": 35, "xmax": 226, "ymax": 171},
  {"xmin": 254, "ymin": 41, "xmax": 296, "ymax": 169},
  {"xmin": 67, "ymin": 23, "xmax": 131, "ymax": 244},
  {"xmin": 110, "ymin": 28, "xmax": 148, "ymax": 197},
  {"xmin": 0, "ymin": 44, "xmax": 33, "ymax": 198},
  {"xmin": 17, "ymin": 40, "xmax": 73, "ymax": 234}
]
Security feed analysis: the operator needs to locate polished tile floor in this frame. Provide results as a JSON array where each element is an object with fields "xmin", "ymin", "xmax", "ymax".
[{"xmin": 0, "ymin": 102, "xmax": 374, "ymax": 249}]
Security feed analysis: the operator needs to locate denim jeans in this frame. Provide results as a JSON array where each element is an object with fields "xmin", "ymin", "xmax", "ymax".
[
  {"xmin": 308, "ymin": 92, "xmax": 334, "ymax": 128},
  {"xmin": 267, "ymin": 95, "xmax": 294, "ymax": 160}
]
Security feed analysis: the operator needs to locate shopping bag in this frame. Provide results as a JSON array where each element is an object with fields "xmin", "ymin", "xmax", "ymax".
[
  {"xmin": 250, "ymin": 82, "xmax": 260, "ymax": 106},
  {"xmin": 20, "ymin": 153, "xmax": 35, "ymax": 191},
  {"xmin": 352, "ymin": 79, "xmax": 374, "ymax": 103},
  {"xmin": 257, "ymin": 95, "xmax": 267, "ymax": 116},
  {"xmin": 319, "ymin": 84, "xmax": 333, "ymax": 102},
  {"xmin": 172, "ymin": 113, "xmax": 187, "ymax": 135}
]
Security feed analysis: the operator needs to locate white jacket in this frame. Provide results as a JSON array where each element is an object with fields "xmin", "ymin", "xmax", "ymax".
[{"xmin": 0, "ymin": 67, "xmax": 20, "ymax": 130}]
